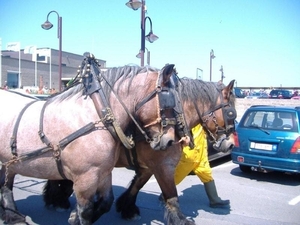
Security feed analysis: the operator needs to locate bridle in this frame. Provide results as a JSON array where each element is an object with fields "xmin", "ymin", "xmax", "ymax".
[
  {"xmin": 80, "ymin": 57, "xmax": 182, "ymax": 149},
  {"xmin": 200, "ymin": 88, "xmax": 236, "ymax": 143},
  {"xmin": 134, "ymin": 66, "xmax": 183, "ymax": 145}
]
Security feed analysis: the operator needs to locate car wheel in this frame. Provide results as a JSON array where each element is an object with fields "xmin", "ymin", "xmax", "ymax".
[{"xmin": 239, "ymin": 165, "xmax": 252, "ymax": 173}]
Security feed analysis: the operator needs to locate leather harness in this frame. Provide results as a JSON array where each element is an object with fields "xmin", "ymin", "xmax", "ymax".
[{"xmin": 4, "ymin": 54, "xmax": 191, "ymax": 180}]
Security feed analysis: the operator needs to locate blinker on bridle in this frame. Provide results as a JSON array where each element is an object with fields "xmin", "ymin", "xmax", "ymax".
[{"xmin": 135, "ymin": 82, "xmax": 177, "ymax": 132}]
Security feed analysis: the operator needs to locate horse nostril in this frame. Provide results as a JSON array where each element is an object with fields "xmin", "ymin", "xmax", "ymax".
[
  {"xmin": 229, "ymin": 143, "xmax": 234, "ymax": 150},
  {"xmin": 167, "ymin": 140, "xmax": 174, "ymax": 147}
]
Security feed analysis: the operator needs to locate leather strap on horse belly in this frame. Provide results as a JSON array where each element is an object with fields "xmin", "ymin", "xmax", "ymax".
[
  {"xmin": 37, "ymin": 100, "xmax": 67, "ymax": 179},
  {"xmin": 38, "ymin": 98, "xmax": 96, "ymax": 179},
  {"xmin": 10, "ymin": 100, "xmax": 38, "ymax": 155}
]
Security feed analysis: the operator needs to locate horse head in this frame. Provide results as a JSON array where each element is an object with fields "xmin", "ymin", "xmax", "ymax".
[
  {"xmin": 133, "ymin": 64, "xmax": 179, "ymax": 151},
  {"xmin": 179, "ymin": 78, "xmax": 237, "ymax": 153},
  {"xmin": 201, "ymin": 80, "xmax": 236, "ymax": 152}
]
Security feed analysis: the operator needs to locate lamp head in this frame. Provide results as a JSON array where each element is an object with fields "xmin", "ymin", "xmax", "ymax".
[
  {"xmin": 145, "ymin": 32, "xmax": 159, "ymax": 43},
  {"xmin": 136, "ymin": 51, "xmax": 142, "ymax": 58},
  {"xmin": 41, "ymin": 20, "xmax": 53, "ymax": 30},
  {"xmin": 125, "ymin": 0, "xmax": 142, "ymax": 10}
]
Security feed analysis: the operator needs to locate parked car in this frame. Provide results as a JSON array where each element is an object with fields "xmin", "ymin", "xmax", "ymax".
[
  {"xmin": 231, "ymin": 105, "xmax": 300, "ymax": 175},
  {"xmin": 268, "ymin": 89, "xmax": 292, "ymax": 99},
  {"xmin": 244, "ymin": 92, "xmax": 269, "ymax": 99},
  {"xmin": 233, "ymin": 87, "xmax": 246, "ymax": 98}
]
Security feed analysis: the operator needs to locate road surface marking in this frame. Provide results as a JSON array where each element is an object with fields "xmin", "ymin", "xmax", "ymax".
[
  {"xmin": 213, "ymin": 162, "xmax": 236, "ymax": 170},
  {"xmin": 289, "ymin": 195, "xmax": 300, "ymax": 205}
]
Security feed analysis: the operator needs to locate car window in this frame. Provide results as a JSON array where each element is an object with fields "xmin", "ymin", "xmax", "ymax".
[{"xmin": 241, "ymin": 110, "xmax": 297, "ymax": 132}]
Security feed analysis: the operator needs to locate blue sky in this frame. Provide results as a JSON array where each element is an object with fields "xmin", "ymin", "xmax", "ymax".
[{"xmin": 1, "ymin": 0, "xmax": 299, "ymax": 87}]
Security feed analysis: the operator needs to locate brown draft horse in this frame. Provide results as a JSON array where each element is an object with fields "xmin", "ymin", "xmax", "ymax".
[
  {"xmin": 0, "ymin": 54, "xmax": 179, "ymax": 225},
  {"xmin": 43, "ymin": 78, "xmax": 236, "ymax": 225}
]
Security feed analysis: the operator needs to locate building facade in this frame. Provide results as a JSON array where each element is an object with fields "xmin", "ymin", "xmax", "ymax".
[{"xmin": 1, "ymin": 48, "xmax": 106, "ymax": 92}]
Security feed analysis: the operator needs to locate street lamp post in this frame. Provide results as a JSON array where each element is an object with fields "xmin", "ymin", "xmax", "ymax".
[
  {"xmin": 41, "ymin": 10, "xmax": 62, "ymax": 92},
  {"xmin": 125, "ymin": 0, "xmax": 158, "ymax": 67},
  {"xmin": 209, "ymin": 49, "xmax": 215, "ymax": 82},
  {"xmin": 220, "ymin": 65, "xmax": 225, "ymax": 82}
]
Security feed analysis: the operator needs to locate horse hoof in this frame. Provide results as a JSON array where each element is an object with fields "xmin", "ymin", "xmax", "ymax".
[
  {"xmin": 68, "ymin": 210, "xmax": 76, "ymax": 225},
  {"xmin": 126, "ymin": 214, "xmax": 141, "ymax": 221}
]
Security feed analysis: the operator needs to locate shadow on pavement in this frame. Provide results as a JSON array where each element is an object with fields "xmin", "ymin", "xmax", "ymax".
[
  {"xmin": 230, "ymin": 167, "xmax": 300, "ymax": 186},
  {"xmin": 179, "ymin": 184, "xmax": 231, "ymax": 217},
  {"xmin": 15, "ymin": 185, "xmax": 167, "ymax": 225}
]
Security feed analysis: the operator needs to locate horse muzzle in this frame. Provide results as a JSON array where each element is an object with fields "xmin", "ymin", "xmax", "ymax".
[
  {"xmin": 150, "ymin": 127, "xmax": 175, "ymax": 151},
  {"xmin": 213, "ymin": 134, "xmax": 234, "ymax": 153}
]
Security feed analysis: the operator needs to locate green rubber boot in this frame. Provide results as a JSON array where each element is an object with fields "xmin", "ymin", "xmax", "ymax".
[{"xmin": 204, "ymin": 180, "xmax": 230, "ymax": 208}]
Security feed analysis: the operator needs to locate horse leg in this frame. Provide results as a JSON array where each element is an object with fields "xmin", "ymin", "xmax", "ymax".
[
  {"xmin": 43, "ymin": 179, "xmax": 73, "ymax": 211},
  {"xmin": 68, "ymin": 174, "xmax": 114, "ymax": 225},
  {"xmin": 154, "ymin": 170, "xmax": 195, "ymax": 225},
  {"xmin": 164, "ymin": 197, "xmax": 195, "ymax": 225},
  {"xmin": 91, "ymin": 184, "xmax": 114, "ymax": 223},
  {"xmin": 0, "ymin": 171, "xmax": 26, "ymax": 224},
  {"xmin": 116, "ymin": 167, "xmax": 152, "ymax": 220}
]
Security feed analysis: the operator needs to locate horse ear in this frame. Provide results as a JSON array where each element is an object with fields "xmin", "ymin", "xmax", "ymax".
[
  {"xmin": 223, "ymin": 79, "xmax": 235, "ymax": 99},
  {"xmin": 161, "ymin": 64, "xmax": 175, "ymax": 85}
]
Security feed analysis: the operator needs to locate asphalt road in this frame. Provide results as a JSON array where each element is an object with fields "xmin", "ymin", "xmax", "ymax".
[{"xmin": 9, "ymin": 156, "xmax": 300, "ymax": 225}]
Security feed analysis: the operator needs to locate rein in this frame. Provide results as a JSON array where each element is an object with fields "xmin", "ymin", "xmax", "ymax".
[{"xmin": 80, "ymin": 54, "xmax": 155, "ymax": 148}]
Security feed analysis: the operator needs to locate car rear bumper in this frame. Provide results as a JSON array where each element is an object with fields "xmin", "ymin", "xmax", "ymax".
[{"xmin": 231, "ymin": 152, "xmax": 300, "ymax": 173}]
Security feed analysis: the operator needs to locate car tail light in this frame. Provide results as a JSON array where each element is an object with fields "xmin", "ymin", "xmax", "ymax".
[
  {"xmin": 290, "ymin": 137, "xmax": 300, "ymax": 154},
  {"xmin": 233, "ymin": 131, "xmax": 239, "ymax": 147}
]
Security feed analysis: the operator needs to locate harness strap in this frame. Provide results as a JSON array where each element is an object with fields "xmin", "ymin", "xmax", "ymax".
[
  {"xmin": 53, "ymin": 145, "xmax": 68, "ymax": 180},
  {"xmin": 38, "ymin": 100, "xmax": 52, "ymax": 146},
  {"xmin": 170, "ymin": 74, "xmax": 194, "ymax": 149},
  {"xmin": 135, "ymin": 89, "xmax": 157, "ymax": 112},
  {"xmin": 59, "ymin": 122, "xmax": 96, "ymax": 149},
  {"xmin": 82, "ymin": 58, "xmax": 136, "ymax": 149},
  {"xmin": 99, "ymin": 72, "xmax": 154, "ymax": 145},
  {"xmin": 10, "ymin": 100, "xmax": 38, "ymax": 155},
  {"xmin": 124, "ymin": 147, "xmax": 140, "ymax": 170},
  {"xmin": 37, "ymin": 99, "xmax": 67, "ymax": 179}
]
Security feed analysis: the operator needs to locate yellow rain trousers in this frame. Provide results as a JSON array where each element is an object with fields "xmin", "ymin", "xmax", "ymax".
[{"xmin": 174, "ymin": 124, "xmax": 213, "ymax": 184}]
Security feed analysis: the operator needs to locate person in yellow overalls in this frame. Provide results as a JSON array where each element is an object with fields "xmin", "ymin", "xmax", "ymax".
[{"xmin": 174, "ymin": 124, "xmax": 230, "ymax": 208}]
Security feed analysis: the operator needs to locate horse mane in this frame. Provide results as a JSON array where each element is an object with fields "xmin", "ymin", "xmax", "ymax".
[
  {"xmin": 179, "ymin": 78, "xmax": 235, "ymax": 108},
  {"xmin": 101, "ymin": 65, "xmax": 159, "ymax": 96},
  {"xmin": 48, "ymin": 65, "xmax": 160, "ymax": 103}
]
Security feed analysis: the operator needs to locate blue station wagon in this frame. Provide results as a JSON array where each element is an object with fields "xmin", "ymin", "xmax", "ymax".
[{"xmin": 231, "ymin": 105, "xmax": 300, "ymax": 175}]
